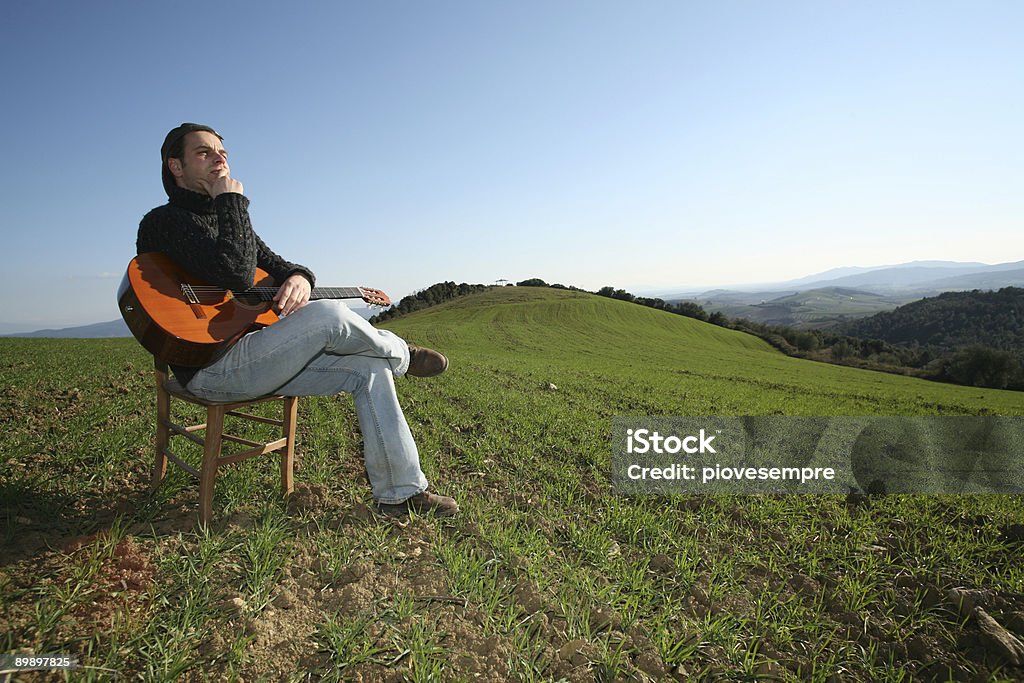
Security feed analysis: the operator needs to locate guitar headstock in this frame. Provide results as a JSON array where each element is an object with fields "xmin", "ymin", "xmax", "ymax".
[{"xmin": 358, "ymin": 287, "xmax": 391, "ymax": 308}]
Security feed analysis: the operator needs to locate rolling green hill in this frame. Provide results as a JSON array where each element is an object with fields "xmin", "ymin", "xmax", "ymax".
[
  {"xmin": 384, "ymin": 286, "xmax": 1023, "ymax": 416},
  {"xmin": 3, "ymin": 286, "xmax": 1023, "ymax": 681}
]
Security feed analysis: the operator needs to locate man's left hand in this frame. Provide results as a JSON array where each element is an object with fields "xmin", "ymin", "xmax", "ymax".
[{"xmin": 274, "ymin": 274, "xmax": 312, "ymax": 316}]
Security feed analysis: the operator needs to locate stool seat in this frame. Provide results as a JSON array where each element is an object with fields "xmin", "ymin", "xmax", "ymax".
[{"xmin": 152, "ymin": 362, "xmax": 298, "ymax": 525}]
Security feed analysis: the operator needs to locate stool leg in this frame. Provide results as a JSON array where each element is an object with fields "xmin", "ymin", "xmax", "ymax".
[
  {"xmin": 199, "ymin": 405, "xmax": 226, "ymax": 526},
  {"xmin": 153, "ymin": 374, "xmax": 170, "ymax": 491},
  {"xmin": 281, "ymin": 397, "xmax": 297, "ymax": 496}
]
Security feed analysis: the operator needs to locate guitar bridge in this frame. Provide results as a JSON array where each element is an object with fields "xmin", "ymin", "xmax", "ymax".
[{"xmin": 181, "ymin": 284, "xmax": 208, "ymax": 320}]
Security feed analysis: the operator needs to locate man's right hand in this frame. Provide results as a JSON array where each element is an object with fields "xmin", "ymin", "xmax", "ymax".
[{"xmin": 208, "ymin": 175, "xmax": 244, "ymax": 198}]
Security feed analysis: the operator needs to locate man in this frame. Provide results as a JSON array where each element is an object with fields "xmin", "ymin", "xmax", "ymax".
[{"xmin": 137, "ymin": 122, "xmax": 458, "ymax": 516}]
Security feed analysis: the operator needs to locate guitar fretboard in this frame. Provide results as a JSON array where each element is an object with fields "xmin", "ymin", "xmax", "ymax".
[
  {"xmin": 309, "ymin": 287, "xmax": 364, "ymax": 301},
  {"xmin": 181, "ymin": 285, "xmax": 382, "ymax": 305}
]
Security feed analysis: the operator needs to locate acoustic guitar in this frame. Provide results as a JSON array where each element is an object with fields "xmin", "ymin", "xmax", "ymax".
[{"xmin": 118, "ymin": 252, "xmax": 391, "ymax": 367}]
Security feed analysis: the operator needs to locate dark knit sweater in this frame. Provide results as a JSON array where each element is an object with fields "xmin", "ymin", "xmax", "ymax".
[{"xmin": 137, "ymin": 185, "xmax": 316, "ymax": 385}]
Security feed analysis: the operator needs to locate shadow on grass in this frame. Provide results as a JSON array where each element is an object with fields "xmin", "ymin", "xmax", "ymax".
[{"xmin": 0, "ymin": 478, "xmax": 162, "ymax": 566}]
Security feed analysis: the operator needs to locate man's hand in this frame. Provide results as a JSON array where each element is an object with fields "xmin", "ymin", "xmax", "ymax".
[
  {"xmin": 274, "ymin": 274, "xmax": 312, "ymax": 317},
  {"xmin": 207, "ymin": 174, "xmax": 244, "ymax": 198}
]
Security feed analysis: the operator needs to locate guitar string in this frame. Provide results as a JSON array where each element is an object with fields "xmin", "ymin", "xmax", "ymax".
[
  {"xmin": 185, "ymin": 286, "xmax": 372, "ymax": 292},
  {"xmin": 182, "ymin": 285, "xmax": 387, "ymax": 303}
]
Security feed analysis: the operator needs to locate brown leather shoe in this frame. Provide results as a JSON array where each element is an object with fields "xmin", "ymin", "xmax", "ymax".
[
  {"xmin": 407, "ymin": 345, "xmax": 448, "ymax": 377},
  {"xmin": 377, "ymin": 490, "xmax": 459, "ymax": 517}
]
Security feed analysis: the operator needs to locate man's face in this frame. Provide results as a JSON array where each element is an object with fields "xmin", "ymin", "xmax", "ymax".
[{"xmin": 169, "ymin": 131, "xmax": 230, "ymax": 195}]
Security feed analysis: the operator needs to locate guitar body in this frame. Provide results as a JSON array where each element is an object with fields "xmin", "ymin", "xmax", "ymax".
[{"xmin": 118, "ymin": 252, "xmax": 389, "ymax": 367}]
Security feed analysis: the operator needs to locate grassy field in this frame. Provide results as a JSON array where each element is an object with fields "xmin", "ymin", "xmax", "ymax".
[{"xmin": 2, "ymin": 286, "xmax": 1023, "ymax": 681}]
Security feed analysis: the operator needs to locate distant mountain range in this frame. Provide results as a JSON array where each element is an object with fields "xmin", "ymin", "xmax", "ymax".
[
  {"xmin": 4, "ymin": 319, "xmax": 132, "ymax": 338},
  {"xmin": 661, "ymin": 260, "xmax": 1024, "ymax": 328}
]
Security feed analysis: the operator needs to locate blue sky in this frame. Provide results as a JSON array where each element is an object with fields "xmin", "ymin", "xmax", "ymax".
[{"xmin": 1, "ymin": 1, "xmax": 1021, "ymax": 331}]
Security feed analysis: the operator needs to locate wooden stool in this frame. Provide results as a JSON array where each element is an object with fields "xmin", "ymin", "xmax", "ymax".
[{"xmin": 152, "ymin": 362, "xmax": 298, "ymax": 525}]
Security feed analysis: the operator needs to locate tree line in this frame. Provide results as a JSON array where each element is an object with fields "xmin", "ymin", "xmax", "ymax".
[
  {"xmin": 838, "ymin": 287, "xmax": 1024, "ymax": 352},
  {"xmin": 369, "ymin": 281, "xmax": 490, "ymax": 323}
]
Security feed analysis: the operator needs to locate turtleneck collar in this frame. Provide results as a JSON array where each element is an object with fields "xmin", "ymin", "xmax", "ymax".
[{"xmin": 167, "ymin": 184, "xmax": 215, "ymax": 214}]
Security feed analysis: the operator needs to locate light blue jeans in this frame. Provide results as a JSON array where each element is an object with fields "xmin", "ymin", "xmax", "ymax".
[{"xmin": 184, "ymin": 300, "xmax": 429, "ymax": 504}]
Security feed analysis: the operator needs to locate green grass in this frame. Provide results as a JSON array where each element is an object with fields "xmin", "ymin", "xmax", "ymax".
[{"xmin": 2, "ymin": 286, "xmax": 1023, "ymax": 681}]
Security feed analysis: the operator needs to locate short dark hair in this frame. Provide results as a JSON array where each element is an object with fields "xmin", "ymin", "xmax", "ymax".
[{"xmin": 160, "ymin": 123, "xmax": 222, "ymax": 196}]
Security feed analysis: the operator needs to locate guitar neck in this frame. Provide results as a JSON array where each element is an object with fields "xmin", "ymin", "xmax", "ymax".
[
  {"xmin": 242, "ymin": 286, "xmax": 365, "ymax": 301},
  {"xmin": 222, "ymin": 283, "xmax": 389, "ymax": 307},
  {"xmin": 309, "ymin": 287, "xmax": 365, "ymax": 301}
]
